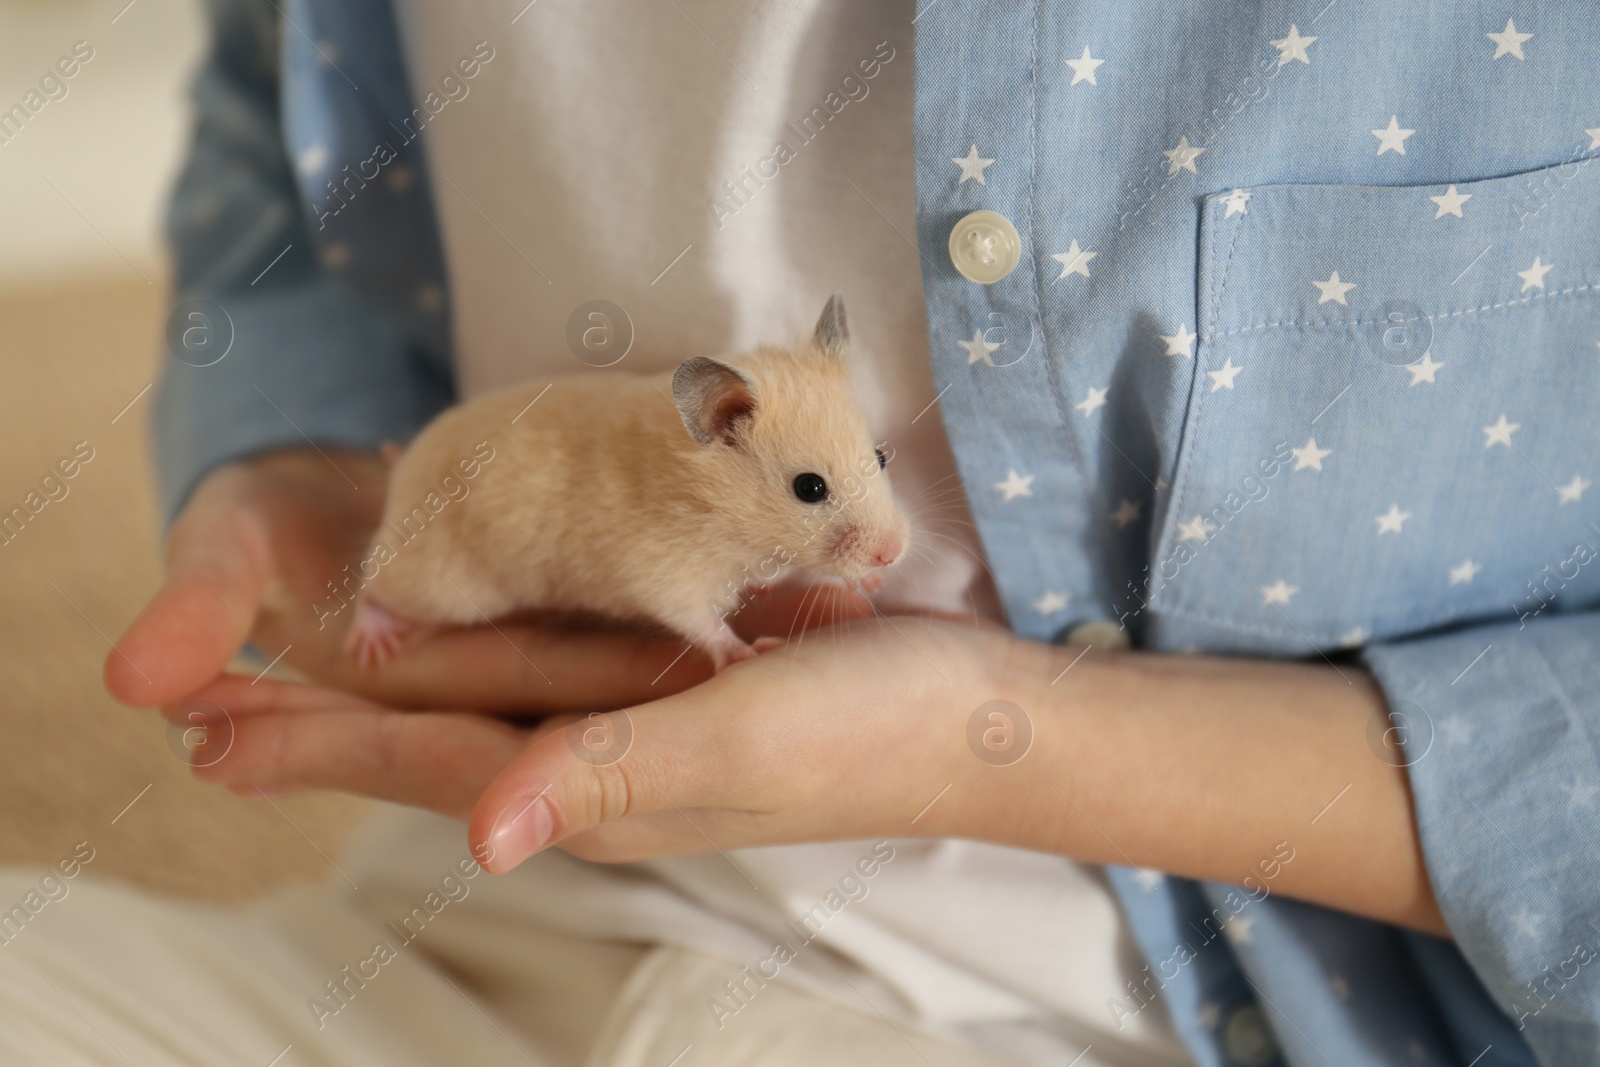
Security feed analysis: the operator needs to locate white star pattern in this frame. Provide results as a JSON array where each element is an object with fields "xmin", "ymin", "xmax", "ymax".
[
  {"xmin": 1033, "ymin": 590, "xmax": 1069, "ymax": 616},
  {"xmin": 1314, "ymin": 270, "xmax": 1357, "ymax": 304},
  {"xmin": 250, "ymin": 10, "xmax": 1600, "ymax": 857},
  {"xmin": 1260, "ymin": 579, "xmax": 1298, "ymax": 606},
  {"xmin": 528, "ymin": 37, "xmax": 1600, "ymax": 889},
  {"xmin": 1372, "ymin": 115, "xmax": 1416, "ymax": 156},
  {"xmin": 1487, "ymin": 18, "xmax": 1532, "ymax": 61},
  {"xmin": 1065, "ymin": 46, "xmax": 1105, "ymax": 85},
  {"xmin": 1207, "ymin": 358, "xmax": 1243, "ymax": 391},
  {"xmin": 1375, "ymin": 504, "xmax": 1412, "ymax": 534},
  {"xmin": 1076, "ymin": 386, "xmax": 1109, "ymax": 416},
  {"xmin": 1512, "ymin": 907, "xmax": 1542, "ymax": 940},
  {"xmin": 959, "ymin": 329, "xmax": 1001, "ymax": 365},
  {"xmin": 1051, "ymin": 240, "xmax": 1096, "ymax": 280},
  {"xmin": 1518, "ymin": 257, "xmax": 1553, "ymax": 292},
  {"xmin": 1160, "ymin": 323, "xmax": 1197, "ymax": 357},
  {"xmin": 1558, "ymin": 474, "xmax": 1591, "ymax": 505},
  {"xmin": 952, "ymin": 145, "xmax": 995, "ymax": 184},
  {"xmin": 1563, "ymin": 781, "xmax": 1600, "ymax": 811},
  {"xmin": 995, "ymin": 469, "xmax": 1035, "ymax": 502},
  {"xmin": 1224, "ymin": 916, "xmax": 1255, "ymax": 945},
  {"xmin": 1163, "ymin": 135, "xmax": 1205, "ymax": 176},
  {"xmin": 1430, "ymin": 185, "xmax": 1471, "ymax": 219},
  {"xmin": 1405, "ymin": 352, "xmax": 1444, "ymax": 385},
  {"xmin": 1292, "ymin": 438, "xmax": 1332, "ymax": 471},
  {"xmin": 1270, "ymin": 25, "xmax": 1317, "ymax": 67},
  {"xmin": 1483, "ymin": 414, "xmax": 1520, "ymax": 448}
]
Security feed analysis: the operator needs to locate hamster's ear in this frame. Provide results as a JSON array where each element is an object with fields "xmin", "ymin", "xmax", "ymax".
[
  {"xmin": 672, "ymin": 357, "xmax": 759, "ymax": 446},
  {"xmin": 812, "ymin": 292, "xmax": 848, "ymax": 360}
]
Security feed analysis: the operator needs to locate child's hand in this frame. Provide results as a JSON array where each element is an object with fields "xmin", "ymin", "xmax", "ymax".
[
  {"xmin": 468, "ymin": 614, "xmax": 1021, "ymax": 872},
  {"xmin": 158, "ymin": 614, "xmax": 1021, "ymax": 867},
  {"xmin": 107, "ymin": 448, "xmax": 872, "ymax": 715},
  {"xmin": 157, "ymin": 611, "xmax": 1447, "ymax": 934}
]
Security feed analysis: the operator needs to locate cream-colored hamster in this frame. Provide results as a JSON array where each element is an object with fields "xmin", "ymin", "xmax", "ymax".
[{"xmin": 342, "ymin": 294, "xmax": 910, "ymax": 671}]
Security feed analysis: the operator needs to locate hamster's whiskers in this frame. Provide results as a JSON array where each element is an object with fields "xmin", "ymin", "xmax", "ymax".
[
  {"xmin": 911, "ymin": 470, "xmax": 966, "ymax": 493},
  {"xmin": 782, "ymin": 581, "xmax": 828, "ymax": 647}
]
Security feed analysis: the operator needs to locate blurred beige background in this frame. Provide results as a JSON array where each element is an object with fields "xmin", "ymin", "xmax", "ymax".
[{"xmin": 0, "ymin": 0, "xmax": 367, "ymax": 900}]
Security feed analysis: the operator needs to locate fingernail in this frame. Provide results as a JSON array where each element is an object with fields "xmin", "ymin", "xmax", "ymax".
[{"xmin": 484, "ymin": 793, "xmax": 553, "ymax": 873}]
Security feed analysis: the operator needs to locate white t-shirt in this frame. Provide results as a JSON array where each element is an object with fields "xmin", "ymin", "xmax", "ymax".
[{"xmin": 392, "ymin": 1, "xmax": 1189, "ymax": 1062}]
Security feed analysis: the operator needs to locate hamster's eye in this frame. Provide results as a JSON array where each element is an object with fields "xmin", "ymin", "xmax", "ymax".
[
  {"xmin": 792, "ymin": 472, "xmax": 828, "ymax": 504},
  {"xmin": 874, "ymin": 447, "xmax": 887, "ymax": 470}
]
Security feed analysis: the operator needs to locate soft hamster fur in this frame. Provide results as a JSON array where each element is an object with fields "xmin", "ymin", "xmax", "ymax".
[{"xmin": 346, "ymin": 295, "xmax": 910, "ymax": 670}]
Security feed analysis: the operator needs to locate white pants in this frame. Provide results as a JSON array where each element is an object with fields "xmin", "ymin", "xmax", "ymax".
[{"xmin": 0, "ymin": 806, "xmax": 1021, "ymax": 1067}]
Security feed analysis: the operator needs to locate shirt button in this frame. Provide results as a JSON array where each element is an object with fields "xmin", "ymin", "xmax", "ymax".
[
  {"xmin": 1058, "ymin": 620, "xmax": 1131, "ymax": 651},
  {"xmin": 1222, "ymin": 1005, "xmax": 1278, "ymax": 1067},
  {"xmin": 948, "ymin": 210, "xmax": 1022, "ymax": 284}
]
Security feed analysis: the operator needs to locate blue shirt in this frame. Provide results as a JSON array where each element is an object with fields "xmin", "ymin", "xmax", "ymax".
[{"xmin": 155, "ymin": 1, "xmax": 1600, "ymax": 1063}]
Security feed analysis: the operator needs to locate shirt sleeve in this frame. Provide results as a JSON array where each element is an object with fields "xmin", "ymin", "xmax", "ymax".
[
  {"xmin": 152, "ymin": 0, "xmax": 452, "ymax": 524},
  {"xmin": 1364, "ymin": 609, "xmax": 1600, "ymax": 1062}
]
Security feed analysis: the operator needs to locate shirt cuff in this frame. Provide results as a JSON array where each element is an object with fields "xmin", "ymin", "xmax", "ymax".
[
  {"xmin": 152, "ymin": 281, "xmax": 453, "ymax": 524},
  {"xmin": 1364, "ymin": 611, "xmax": 1600, "ymax": 1061}
]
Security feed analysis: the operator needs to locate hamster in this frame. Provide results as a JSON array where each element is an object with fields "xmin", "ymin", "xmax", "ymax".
[{"xmin": 343, "ymin": 294, "xmax": 911, "ymax": 671}]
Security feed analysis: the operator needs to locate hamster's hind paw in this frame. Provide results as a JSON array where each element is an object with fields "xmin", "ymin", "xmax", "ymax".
[
  {"xmin": 751, "ymin": 636, "xmax": 786, "ymax": 654},
  {"xmin": 344, "ymin": 598, "xmax": 425, "ymax": 669}
]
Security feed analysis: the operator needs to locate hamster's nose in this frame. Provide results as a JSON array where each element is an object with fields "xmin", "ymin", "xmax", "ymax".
[{"xmin": 871, "ymin": 533, "xmax": 904, "ymax": 568}]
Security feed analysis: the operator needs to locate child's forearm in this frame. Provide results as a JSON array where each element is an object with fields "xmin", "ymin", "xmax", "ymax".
[{"xmin": 970, "ymin": 641, "xmax": 1446, "ymax": 935}]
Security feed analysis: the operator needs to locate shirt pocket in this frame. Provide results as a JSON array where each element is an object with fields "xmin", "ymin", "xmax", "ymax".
[{"xmin": 1144, "ymin": 159, "xmax": 1600, "ymax": 656}]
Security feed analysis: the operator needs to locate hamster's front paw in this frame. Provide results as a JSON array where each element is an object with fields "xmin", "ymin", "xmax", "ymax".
[
  {"xmin": 751, "ymin": 636, "xmax": 786, "ymax": 654},
  {"xmin": 856, "ymin": 572, "xmax": 885, "ymax": 594},
  {"xmin": 701, "ymin": 632, "xmax": 759, "ymax": 673}
]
